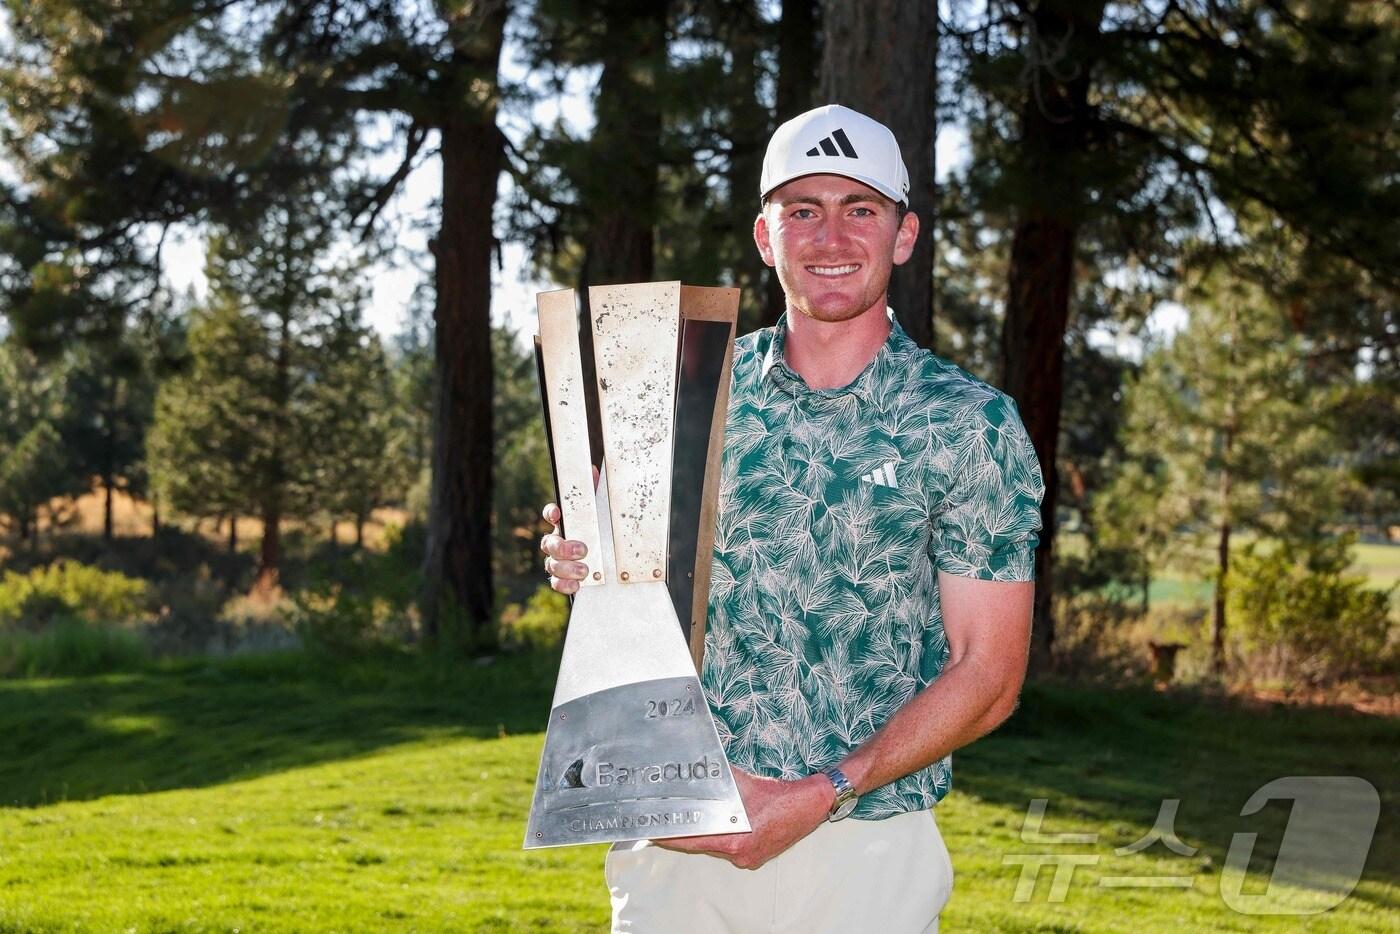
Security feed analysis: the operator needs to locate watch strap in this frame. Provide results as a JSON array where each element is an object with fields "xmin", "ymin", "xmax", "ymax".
[{"xmin": 822, "ymin": 766, "xmax": 858, "ymax": 821}]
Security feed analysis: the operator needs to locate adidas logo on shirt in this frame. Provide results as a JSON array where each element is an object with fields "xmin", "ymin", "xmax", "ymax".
[
  {"xmin": 805, "ymin": 128, "xmax": 860, "ymax": 159},
  {"xmin": 858, "ymin": 461, "xmax": 898, "ymax": 489}
]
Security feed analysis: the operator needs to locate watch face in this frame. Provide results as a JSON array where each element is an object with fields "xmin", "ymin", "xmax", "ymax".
[{"xmin": 831, "ymin": 797, "xmax": 858, "ymax": 821}]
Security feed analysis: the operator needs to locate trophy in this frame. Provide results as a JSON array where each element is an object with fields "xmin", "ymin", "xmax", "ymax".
[{"xmin": 523, "ymin": 282, "xmax": 749, "ymax": 849}]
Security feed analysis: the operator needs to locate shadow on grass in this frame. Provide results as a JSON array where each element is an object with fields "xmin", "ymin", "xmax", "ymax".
[
  {"xmin": 2, "ymin": 649, "xmax": 1395, "ymax": 910},
  {"xmin": 958, "ymin": 677, "xmax": 1400, "ymax": 910},
  {"xmin": 0, "ymin": 649, "xmax": 558, "ymax": 808}
]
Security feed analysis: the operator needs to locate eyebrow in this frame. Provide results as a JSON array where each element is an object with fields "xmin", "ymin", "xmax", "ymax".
[{"xmin": 774, "ymin": 192, "xmax": 888, "ymax": 208}]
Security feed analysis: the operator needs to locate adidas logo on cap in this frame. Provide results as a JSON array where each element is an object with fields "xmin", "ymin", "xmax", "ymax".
[
  {"xmin": 760, "ymin": 104, "xmax": 910, "ymax": 207},
  {"xmin": 805, "ymin": 128, "xmax": 859, "ymax": 159}
]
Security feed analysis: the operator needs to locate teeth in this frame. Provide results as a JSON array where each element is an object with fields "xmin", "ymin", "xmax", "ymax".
[{"xmin": 808, "ymin": 264, "xmax": 859, "ymax": 276}]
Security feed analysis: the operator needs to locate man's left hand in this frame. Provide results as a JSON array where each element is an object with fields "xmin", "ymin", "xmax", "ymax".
[{"xmin": 653, "ymin": 769, "xmax": 833, "ymax": 870}]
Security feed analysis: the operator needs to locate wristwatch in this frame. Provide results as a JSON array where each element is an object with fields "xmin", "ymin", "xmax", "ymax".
[{"xmin": 821, "ymin": 766, "xmax": 859, "ymax": 821}]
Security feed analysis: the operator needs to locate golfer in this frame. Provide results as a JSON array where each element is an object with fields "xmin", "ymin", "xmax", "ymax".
[{"xmin": 543, "ymin": 104, "xmax": 1045, "ymax": 932}]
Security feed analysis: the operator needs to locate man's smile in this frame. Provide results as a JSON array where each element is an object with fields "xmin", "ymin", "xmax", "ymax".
[{"xmin": 806, "ymin": 263, "xmax": 862, "ymax": 277}]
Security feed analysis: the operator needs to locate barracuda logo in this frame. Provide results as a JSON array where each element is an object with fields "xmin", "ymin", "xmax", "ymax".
[{"xmin": 596, "ymin": 755, "xmax": 724, "ymax": 785}]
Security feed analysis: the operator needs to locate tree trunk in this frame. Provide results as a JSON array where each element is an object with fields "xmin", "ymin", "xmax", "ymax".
[
  {"xmin": 151, "ymin": 494, "xmax": 161, "ymax": 537},
  {"xmin": 998, "ymin": 0, "xmax": 1106, "ymax": 675},
  {"xmin": 420, "ymin": 0, "xmax": 509, "ymax": 650},
  {"xmin": 763, "ymin": 0, "xmax": 822, "ymax": 328},
  {"xmin": 575, "ymin": 0, "xmax": 667, "ymax": 464},
  {"xmin": 1212, "ymin": 468, "xmax": 1231, "ymax": 676},
  {"xmin": 355, "ymin": 512, "xmax": 365, "ymax": 549},
  {"xmin": 255, "ymin": 500, "xmax": 280, "ymax": 593},
  {"xmin": 103, "ymin": 470, "xmax": 114, "ymax": 542},
  {"xmin": 1003, "ymin": 215, "xmax": 1076, "ymax": 672},
  {"xmin": 726, "ymin": 0, "xmax": 770, "ymax": 333},
  {"xmin": 817, "ymin": 0, "xmax": 937, "ymax": 348},
  {"xmin": 1213, "ymin": 306, "xmax": 1238, "ymax": 676},
  {"xmin": 228, "ymin": 512, "xmax": 238, "ymax": 554},
  {"xmin": 254, "ymin": 298, "xmax": 293, "ymax": 593}
]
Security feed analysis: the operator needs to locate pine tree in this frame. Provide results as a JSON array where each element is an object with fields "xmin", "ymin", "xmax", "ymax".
[
  {"xmin": 1102, "ymin": 267, "xmax": 1352, "ymax": 674},
  {"xmin": 0, "ymin": 0, "xmax": 513, "ymax": 648},
  {"xmin": 306, "ymin": 311, "xmax": 396, "ymax": 549},
  {"xmin": 0, "ymin": 342, "xmax": 85, "ymax": 543}
]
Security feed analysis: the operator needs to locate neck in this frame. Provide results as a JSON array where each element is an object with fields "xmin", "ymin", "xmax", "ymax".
[{"xmin": 783, "ymin": 302, "xmax": 891, "ymax": 390}]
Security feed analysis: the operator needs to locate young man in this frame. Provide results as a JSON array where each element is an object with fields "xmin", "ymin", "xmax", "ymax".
[{"xmin": 541, "ymin": 105, "xmax": 1045, "ymax": 932}]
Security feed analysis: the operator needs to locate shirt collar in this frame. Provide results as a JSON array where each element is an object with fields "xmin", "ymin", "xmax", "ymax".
[{"xmin": 762, "ymin": 307, "xmax": 914, "ymax": 405}]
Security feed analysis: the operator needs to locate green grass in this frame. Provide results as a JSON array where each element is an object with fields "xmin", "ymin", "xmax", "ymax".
[{"xmin": 0, "ymin": 653, "xmax": 1396, "ymax": 932}]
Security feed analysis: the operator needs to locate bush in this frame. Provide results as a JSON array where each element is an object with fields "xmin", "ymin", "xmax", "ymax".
[
  {"xmin": 0, "ymin": 617, "xmax": 148, "ymax": 678},
  {"xmin": 0, "ymin": 559, "xmax": 148, "ymax": 628},
  {"xmin": 1229, "ymin": 533, "xmax": 1396, "ymax": 682},
  {"xmin": 498, "ymin": 585, "xmax": 568, "ymax": 651},
  {"xmin": 293, "ymin": 583, "xmax": 406, "ymax": 658}
]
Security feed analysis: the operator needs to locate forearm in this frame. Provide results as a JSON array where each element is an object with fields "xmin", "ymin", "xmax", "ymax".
[{"xmin": 836, "ymin": 651, "xmax": 1020, "ymax": 796}]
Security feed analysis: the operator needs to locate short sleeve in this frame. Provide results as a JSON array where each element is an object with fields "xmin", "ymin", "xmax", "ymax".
[{"xmin": 931, "ymin": 393, "xmax": 1045, "ymax": 581}]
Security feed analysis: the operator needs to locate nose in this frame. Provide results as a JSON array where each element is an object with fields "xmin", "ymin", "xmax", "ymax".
[{"xmin": 813, "ymin": 212, "xmax": 852, "ymax": 248}]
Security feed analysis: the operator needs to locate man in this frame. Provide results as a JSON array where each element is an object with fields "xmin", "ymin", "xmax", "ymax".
[{"xmin": 541, "ymin": 104, "xmax": 1045, "ymax": 932}]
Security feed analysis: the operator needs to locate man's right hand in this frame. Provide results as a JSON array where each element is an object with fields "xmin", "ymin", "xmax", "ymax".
[{"xmin": 540, "ymin": 502, "xmax": 590, "ymax": 595}]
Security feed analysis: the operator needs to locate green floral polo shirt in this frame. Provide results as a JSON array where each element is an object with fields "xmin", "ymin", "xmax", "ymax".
[{"xmin": 700, "ymin": 312, "xmax": 1045, "ymax": 819}]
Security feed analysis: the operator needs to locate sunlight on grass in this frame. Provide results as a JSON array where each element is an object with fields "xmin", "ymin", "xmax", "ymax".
[
  {"xmin": 0, "ymin": 657, "xmax": 1395, "ymax": 931},
  {"xmin": 88, "ymin": 713, "xmax": 166, "ymax": 735}
]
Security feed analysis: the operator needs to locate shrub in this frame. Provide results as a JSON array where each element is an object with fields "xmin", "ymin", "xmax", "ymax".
[
  {"xmin": 0, "ymin": 560, "xmax": 148, "ymax": 628},
  {"xmin": 498, "ymin": 585, "xmax": 568, "ymax": 652},
  {"xmin": 1228, "ymin": 533, "xmax": 1396, "ymax": 682},
  {"xmin": 0, "ymin": 617, "xmax": 148, "ymax": 678},
  {"xmin": 293, "ymin": 583, "xmax": 403, "ymax": 658}
]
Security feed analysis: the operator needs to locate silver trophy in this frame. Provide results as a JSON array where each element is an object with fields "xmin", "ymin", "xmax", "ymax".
[{"xmin": 524, "ymin": 281, "xmax": 748, "ymax": 849}]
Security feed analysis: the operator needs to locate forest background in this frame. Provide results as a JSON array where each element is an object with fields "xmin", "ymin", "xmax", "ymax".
[
  {"xmin": 0, "ymin": 2, "xmax": 1397, "ymax": 929},
  {"xmin": 3, "ymin": 0, "xmax": 1395, "ymax": 685}
]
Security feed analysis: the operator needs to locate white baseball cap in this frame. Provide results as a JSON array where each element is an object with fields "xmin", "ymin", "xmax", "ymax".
[{"xmin": 759, "ymin": 104, "xmax": 910, "ymax": 207}]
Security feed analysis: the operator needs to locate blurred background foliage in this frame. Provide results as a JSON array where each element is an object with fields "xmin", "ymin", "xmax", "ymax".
[{"xmin": 0, "ymin": 0, "xmax": 1395, "ymax": 695}]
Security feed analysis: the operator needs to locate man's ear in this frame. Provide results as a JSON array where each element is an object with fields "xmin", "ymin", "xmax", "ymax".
[
  {"xmin": 754, "ymin": 211, "xmax": 776, "ymax": 267},
  {"xmin": 892, "ymin": 211, "xmax": 920, "ymax": 266}
]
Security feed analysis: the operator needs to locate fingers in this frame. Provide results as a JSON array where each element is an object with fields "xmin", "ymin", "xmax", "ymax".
[
  {"xmin": 540, "ymin": 503, "xmax": 589, "ymax": 592},
  {"xmin": 545, "ymin": 554, "xmax": 590, "ymax": 582},
  {"xmin": 539, "ymin": 532, "xmax": 587, "ymax": 563}
]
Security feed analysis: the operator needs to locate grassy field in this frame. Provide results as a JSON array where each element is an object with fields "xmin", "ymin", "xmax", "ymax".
[{"xmin": 0, "ymin": 652, "xmax": 1395, "ymax": 932}]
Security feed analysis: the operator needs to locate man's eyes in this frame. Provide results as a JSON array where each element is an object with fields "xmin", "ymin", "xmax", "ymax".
[{"xmin": 788, "ymin": 206, "xmax": 878, "ymax": 219}]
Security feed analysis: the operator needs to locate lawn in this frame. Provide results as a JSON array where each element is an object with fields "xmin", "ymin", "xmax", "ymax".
[{"xmin": 0, "ymin": 652, "xmax": 1395, "ymax": 932}]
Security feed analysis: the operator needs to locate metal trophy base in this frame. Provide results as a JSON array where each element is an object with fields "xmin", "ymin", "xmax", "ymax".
[
  {"xmin": 522, "ymin": 471, "xmax": 748, "ymax": 849},
  {"xmin": 525, "ymin": 675, "xmax": 747, "ymax": 847}
]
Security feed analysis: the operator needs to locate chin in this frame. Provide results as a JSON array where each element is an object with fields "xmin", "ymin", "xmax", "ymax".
[{"xmin": 793, "ymin": 302, "xmax": 875, "ymax": 324}]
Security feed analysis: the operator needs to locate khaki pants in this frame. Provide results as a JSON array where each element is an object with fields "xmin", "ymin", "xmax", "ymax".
[{"xmin": 605, "ymin": 808, "xmax": 954, "ymax": 933}]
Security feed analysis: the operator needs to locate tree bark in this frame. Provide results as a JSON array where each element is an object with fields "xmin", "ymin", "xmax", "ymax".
[
  {"xmin": 998, "ymin": 0, "xmax": 1107, "ymax": 674},
  {"xmin": 1213, "ymin": 457, "xmax": 1232, "ymax": 677},
  {"xmin": 255, "ymin": 499, "xmax": 280, "ymax": 592},
  {"xmin": 574, "ymin": 0, "xmax": 667, "ymax": 464},
  {"xmin": 254, "ymin": 302, "xmax": 292, "ymax": 594},
  {"xmin": 817, "ymin": 0, "xmax": 937, "ymax": 348},
  {"xmin": 726, "ymin": 0, "xmax": 770, "ymax": 332},
  {"xmin": 1213, "ymin": 305, "xmax": 1238, "ymax": 676},
  {"xmin": 763, "ymin": 0, "xmax": 822, "ymax": 327},
  {"xmin": 103, "ymin": 471, "xmax": 114, "ymax": 542},
  {"xmin": 228, "ymin": 512, "xmax": 238, "ymax": 554},
  {"xmin": 420, "ymin": 0, "xmax": 509, "ymax": 650}
]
